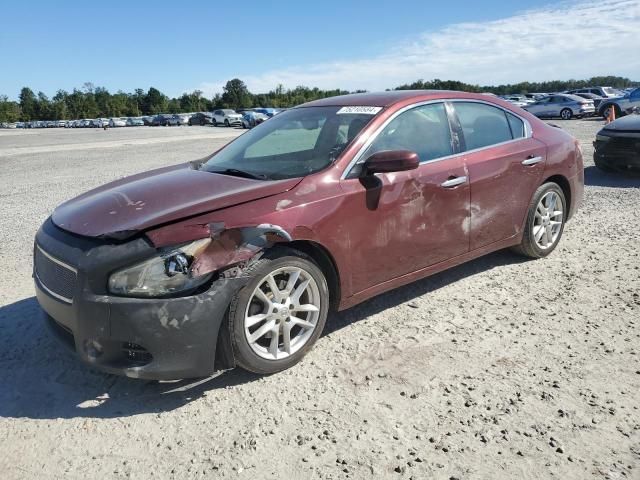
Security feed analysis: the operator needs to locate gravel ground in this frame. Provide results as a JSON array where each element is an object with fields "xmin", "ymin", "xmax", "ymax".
[{"xmin": 0, "ymin": 121, "xmax": 638, "ymax": 479}]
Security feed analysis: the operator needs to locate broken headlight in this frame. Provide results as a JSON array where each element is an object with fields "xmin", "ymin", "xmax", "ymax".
[{"xmin": 108, "ymin": 239, "xmax": 213, "ymax": 297}]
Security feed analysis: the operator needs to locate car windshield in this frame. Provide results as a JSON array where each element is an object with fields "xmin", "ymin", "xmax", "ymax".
[
  {"xmin": 602, "ymin": 87, "xmax": 621, "ymax": 95},
  {"xmin": 201, "ymin": 106, "xmax": 376, "ymax": 180},
  {"xmin": 222, "ymin": 109, "xmax": 236, "ymax": 114}
]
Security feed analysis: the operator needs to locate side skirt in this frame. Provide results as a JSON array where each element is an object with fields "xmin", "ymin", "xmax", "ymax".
[{"xmin": 338, "ymin": 234, "xmax": 521, "ymax": 310}]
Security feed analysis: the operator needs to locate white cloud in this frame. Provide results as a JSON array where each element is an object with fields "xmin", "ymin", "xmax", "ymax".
[{"xmin": 195, "ymin": 0, "xmax": 640, "ymax": 96}]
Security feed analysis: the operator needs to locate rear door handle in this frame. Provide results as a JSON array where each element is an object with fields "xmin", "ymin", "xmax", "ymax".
[
  {"xmin": 522, "ymin": 156, "xmax": 543, "ymax": 166},
  {"xmin": 441, "ymin": 176, "xmax": 467, "ymax": 188}
]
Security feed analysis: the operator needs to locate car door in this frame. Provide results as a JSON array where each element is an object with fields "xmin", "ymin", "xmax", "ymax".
[
  {"xmin": 547, "ymin": 95, "xmax": 567, "ymax": 117},
  {"xmin": 629, "ymin": 88, "xmax": 640, "ymax": 109},
  {"xmin": 340, "ymin": 102, "xmax": 470, "ymax": 294},
  {"xmin": 450, "ymin": 101, "xmax": 547, "ymax": 250},
  {"xmin": 526, "ymin": 98, "xmax": 549, "ymax": 117}
]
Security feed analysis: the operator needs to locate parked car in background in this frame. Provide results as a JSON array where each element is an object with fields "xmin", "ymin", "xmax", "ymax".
[
  {"xmin": 189, "ymin": 112, "xmax": 214, "ymax": 126},
  {"xmin": 142, "ymin": 116, "xmax": 155, "ymax": 126},
  {"xmin": 213, "ymin": 109, "xmax": 243, "ymax": 127},
  {"xmin": 33, "ymin": 90, "xmax": 583, "ymax": 379},
  {"xmin": 242, "ymin": 111, "xmax": 269, "ymax": 129},
  {"xmin": 502, "ymin": 96, "xmax": 530, "ymax": 107},
  {"xmin": 524, "ymin": 93, "xmax": 547, "ymax": 101},
  {"xmin": 593, "ymin": 113, "xmax": 640, "ymax": 172},
  {"xmin": 126, "ymin": 117, "xmax": 145, "ymax": 126},
  {"xmin": 175, "ymin": 114, "xmax": 190, "ymax": 126},
  {"xmin": 571, "ymin": 92, "xmax": 604, "ymax": 109},
  {"xmin": 109, "ymin": 117, "xmax": 127, "ymax": 127},
  {"xmin": 151, "ymin": 114, "xmax": 177, "ymax": 126},
  {"xmin": 523, "ymin": 94, "xmax": 595, "ymax": 119},
  {"xmin": 597, "ymin": 87, "xmax": 640, "ymax": 118},
  {"xmin": 253, "ymin": 107, "xmax": 280, "ymax": 117},
  {"xmin": 566, "ymin": 86, "xmax": 624, "ymax": 98}
]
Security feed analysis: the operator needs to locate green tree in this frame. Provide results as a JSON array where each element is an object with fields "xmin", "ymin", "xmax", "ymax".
[
  {"xmin": 221, "ymin": 79, "xmax": 251, "ymax": 109},
  {"xmin": 19, "ymin": 87, "xmax": 37, "ymax": 120},
  {"xmin": 144, "ymin": 87, "xmax": 168, "ymax": 114},
  {"xmin": 0, "ymin": 95, "xmax": 21, "ymax": 123}
]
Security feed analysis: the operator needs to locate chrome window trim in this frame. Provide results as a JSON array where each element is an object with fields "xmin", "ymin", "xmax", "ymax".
[{"xmin": 341, "ymin": 98, "xmax": 533, "ymax": 179}]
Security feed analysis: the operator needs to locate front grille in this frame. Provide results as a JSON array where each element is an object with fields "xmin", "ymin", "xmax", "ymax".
[
  {"xmin": 605, "ymin": 138, "xmax": 640, "ymax": 157},
  {"xmin": 34, "ymin": 245, "xmax": 78, "ymax": 303}
]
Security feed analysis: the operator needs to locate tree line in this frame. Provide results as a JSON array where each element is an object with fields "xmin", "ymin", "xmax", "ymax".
[{"xmin": 1, "ymin": 76, "xmax": 637, "ymax": 123}]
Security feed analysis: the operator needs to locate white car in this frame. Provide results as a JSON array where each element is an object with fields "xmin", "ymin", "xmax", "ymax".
[
  {"xmin": 212, "ymin": 109, "xmax": 243, "ymax": 127},
  {"xmin": 109, "ymin": 117, "xmax": 127, "ymax": 127}
]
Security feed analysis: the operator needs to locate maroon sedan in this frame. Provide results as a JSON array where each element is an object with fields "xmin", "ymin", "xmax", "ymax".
[{"xmin": 34, "ymin": 91, "xmax": 584, "ymax": 379}]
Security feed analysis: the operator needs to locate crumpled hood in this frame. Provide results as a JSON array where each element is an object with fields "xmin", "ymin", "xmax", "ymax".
[{"xmin": 52, "ymin": 163, "xmax": 301, "ymax": 239}]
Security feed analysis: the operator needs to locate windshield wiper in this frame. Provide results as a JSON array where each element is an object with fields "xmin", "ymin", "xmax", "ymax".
[{"xmin": 206, "ymin": 168, "xmax": 269, "ymax": 180}]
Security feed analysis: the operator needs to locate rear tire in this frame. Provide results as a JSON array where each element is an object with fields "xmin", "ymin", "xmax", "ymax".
[
  {"xmin": 228, "ymin": 248, "xmax": 329, "ymax": 374},
  {"xmin": 512, "ymin": 182, "xmax": 566, "ymax": 259},
  {"xmin": 560, "ymin": 108, "xmax": 572, "ymax": 120}
]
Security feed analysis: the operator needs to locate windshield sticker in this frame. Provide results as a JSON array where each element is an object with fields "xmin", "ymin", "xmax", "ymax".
[{"xmin": 336, "ymin": 106, "xmax": 382, "ymax": 115}]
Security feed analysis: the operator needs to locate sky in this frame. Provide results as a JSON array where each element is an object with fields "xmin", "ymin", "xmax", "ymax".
[{"xmin": 1, "ymin": 0, "xmax": 639, "ymax": 100}]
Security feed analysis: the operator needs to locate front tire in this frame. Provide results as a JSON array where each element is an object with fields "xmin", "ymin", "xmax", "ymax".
[
  {"xmin": 512, "ymin": 182, "xmax": 566, "ymax": 259},
  {"xmin": 224, "ymin": 119, "xmax": 230, "ymax": 127},
  {"xmin": 228, "ymin": 248, "xmax": 329, "ymax": 374},
  {"xmin": 560, "ymin": 108, "xmax": 572, "ymax": 120}
]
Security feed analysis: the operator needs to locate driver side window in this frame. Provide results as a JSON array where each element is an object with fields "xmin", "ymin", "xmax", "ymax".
[{"xmin": 362, "ymin": 102, "xmax": 453, "ymax": 163}]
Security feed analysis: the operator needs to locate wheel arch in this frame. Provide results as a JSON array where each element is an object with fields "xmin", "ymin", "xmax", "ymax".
[
  {"xmin": 287, "ymin": 240, "xmax": 341, "ymax": 311},
  {"xmin": 213, "ymin": 238, "xmax": 342, "ymax": 371},
  {"xmin": 542, "ymin": 174, "xmax": 572, "ymax": 217}
]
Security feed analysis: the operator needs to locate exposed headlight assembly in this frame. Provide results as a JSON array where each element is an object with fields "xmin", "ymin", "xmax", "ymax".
[{"xmin": 108, "ymin": 239, "xmax": 213, "ymax": 298}]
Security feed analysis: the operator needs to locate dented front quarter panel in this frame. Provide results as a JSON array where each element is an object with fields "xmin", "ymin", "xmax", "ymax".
[{"xmin": 145, "ymin": 170, "xmax": 354, "ymax": 298}]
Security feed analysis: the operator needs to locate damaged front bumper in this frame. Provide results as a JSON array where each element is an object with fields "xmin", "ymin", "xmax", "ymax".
[{"xmin": 34, "ymin": 219, "xmax": 246, "ymax": 380}]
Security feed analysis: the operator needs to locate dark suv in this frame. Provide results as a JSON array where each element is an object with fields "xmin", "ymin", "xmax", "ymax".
[{"xmin": 189, "ymin": 112, "xmax": 214, "ymax": 126}]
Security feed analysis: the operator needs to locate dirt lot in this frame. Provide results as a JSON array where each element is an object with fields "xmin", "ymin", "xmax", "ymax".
[{"xmin": 0, "ymin": 121, "xmax": 638, "ymax": 479}]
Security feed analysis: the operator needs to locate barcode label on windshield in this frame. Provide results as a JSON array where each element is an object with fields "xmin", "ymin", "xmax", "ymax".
[{"xmin": 336, "ymin": 106, "xmax": 382, "ymax": 115}]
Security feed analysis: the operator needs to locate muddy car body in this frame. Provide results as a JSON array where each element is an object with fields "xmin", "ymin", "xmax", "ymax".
[{"xmin": 34, "ymin": 90, "xmax": 584, "ymax": 379}]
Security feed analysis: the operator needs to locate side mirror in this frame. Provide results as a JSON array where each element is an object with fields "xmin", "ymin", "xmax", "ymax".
[{"xmin": 362, "ymin": 150, "xmax": 419, "ymax": 176}]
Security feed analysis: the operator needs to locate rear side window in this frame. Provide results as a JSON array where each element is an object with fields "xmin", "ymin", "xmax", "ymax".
[
  {"xmin": 453, "ymin": 102, "xmax": 513, "ymax": 150},
  {"xmin": 506, "ymin": 112, "xmax": 525, "ymax": 138}
]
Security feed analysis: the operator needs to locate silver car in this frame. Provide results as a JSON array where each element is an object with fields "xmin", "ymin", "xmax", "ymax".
[
  {"xmin": 523, "ymin": 94, "xmax": 595, "ymax": 120},
  {"xmin": 597, "ymin": 88, "xmax": 640, "ymax": 118}
]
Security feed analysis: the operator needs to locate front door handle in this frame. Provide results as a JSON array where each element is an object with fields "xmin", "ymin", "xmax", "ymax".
[
  {"xmin": 522, "ymin": 155, "xmax": 543, "ymax": 166},
  {"xmin": 441, "ymin": 176, "xmax": 467, "ymax": 188}
]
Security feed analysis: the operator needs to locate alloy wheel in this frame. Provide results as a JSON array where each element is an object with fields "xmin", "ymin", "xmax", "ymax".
[
  {"xmin": 244, "ymin": 267, "xmax": 321, "ymax": 360},
  {"xmin": 533, "ymin": 191, "xmax": 564, "ymax": 249}
]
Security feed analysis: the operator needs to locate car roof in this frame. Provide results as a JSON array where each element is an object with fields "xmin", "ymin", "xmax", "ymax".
[{"xmin": 300, "ymin": 90, "xmax": 504, "ymax": 108}]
